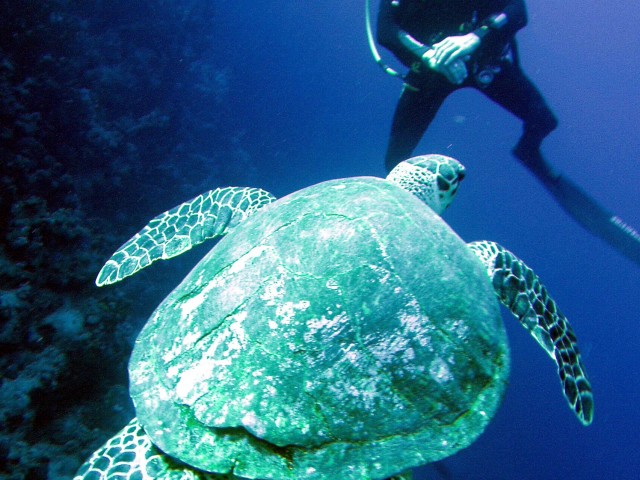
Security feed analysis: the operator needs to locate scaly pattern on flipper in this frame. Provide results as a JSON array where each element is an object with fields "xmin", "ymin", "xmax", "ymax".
[
  {"xmin": 468, "ymin": 240, "xmax": 594, "ymax": 425},
  {"xmin": 96, "ymin": 187, "xmax": 276, "ymax": 286},
  {"xmin": 73, "ymin": 418, "xmax": 229, "ymax": 480}
]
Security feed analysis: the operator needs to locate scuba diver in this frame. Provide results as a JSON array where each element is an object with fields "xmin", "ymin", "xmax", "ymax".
[{"xmin": 366, "ymin": 0, "xmax": 640, "ymax": 267}]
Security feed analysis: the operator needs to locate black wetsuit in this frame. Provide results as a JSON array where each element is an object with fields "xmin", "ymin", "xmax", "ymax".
[{"xmin": 378, "ymin": 0, "xmax": 557, "ymax": 173}]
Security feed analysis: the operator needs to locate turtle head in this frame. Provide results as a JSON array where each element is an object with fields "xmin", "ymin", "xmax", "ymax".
[{"xmin": 386, "ymin": 154, "xmax": 466, "ymax": 214}]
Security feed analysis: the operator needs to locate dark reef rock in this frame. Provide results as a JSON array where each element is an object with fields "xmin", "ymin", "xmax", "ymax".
[{"xmin": 1, "ymin": 1, "xmax": 245, "ymax": 478}]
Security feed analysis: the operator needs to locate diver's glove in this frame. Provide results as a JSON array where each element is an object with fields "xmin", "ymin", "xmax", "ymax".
[
  {"xmin": 431, "ymin": 33, "xmax": 481, "ymax": 66},
  {"xmin": 422, "ymin": 49, "xmax": 468, "ymax": 85}
]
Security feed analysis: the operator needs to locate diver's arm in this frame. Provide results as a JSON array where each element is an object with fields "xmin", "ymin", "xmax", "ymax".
[
  {"xmin": 473, "ymin": 0, "xmax": 528, "ymax": 43},
  {"xmin": 377, "ymin": 0, "xmax": 467, "ymax": 84},
  {"xmin": 376, "ymin": 0, "xmax": 430, "ymax": 68},
  {"xmin": 433, "ymin": 0, "xmax": 528, "ymax": 66}
]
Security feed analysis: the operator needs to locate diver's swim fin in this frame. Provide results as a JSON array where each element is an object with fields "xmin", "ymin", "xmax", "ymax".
[
  {"xmin": 546, "ymin": 174, "xmax": 640, "ymax": 266},
  {"xmin": 517, "ymin": 150, "xmax": 640, "ymax": 267}
]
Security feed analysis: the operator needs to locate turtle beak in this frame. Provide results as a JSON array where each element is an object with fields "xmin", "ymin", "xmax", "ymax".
[{"xmin": 457, "ymin": 164, "xmax": 466, "ymax": 182}]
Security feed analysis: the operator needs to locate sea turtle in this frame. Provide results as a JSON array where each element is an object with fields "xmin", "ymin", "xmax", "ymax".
[{"xmin": 75, "ymin": 155, "xmax": 593, "ymax": 480}]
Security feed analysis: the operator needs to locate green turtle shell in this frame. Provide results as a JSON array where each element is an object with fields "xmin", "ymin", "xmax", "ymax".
[{"xmin": 129, "ymin": 176, "xmax": 509, "ymax": 480}]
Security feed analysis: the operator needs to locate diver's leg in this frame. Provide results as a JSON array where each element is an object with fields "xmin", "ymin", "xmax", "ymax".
[
  {"xmin": 384, "ymin": 79, "xmax": 449, "ymax": 173},
  {"xmin": 481, "ymin": 63, "xmax": 559, "ymax": 183},
  {"xmin": 482, "ymin": 64, "xmax": 640, "ymax": 266}
]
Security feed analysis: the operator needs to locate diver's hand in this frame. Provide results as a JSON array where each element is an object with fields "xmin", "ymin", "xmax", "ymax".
[
  {"xmin": 423, "ymin": 49, "xmax": 468, "ymax": 85},
  {"xmin": 432, "ymin": 33, "xmax": 481, "ymax": 66},
  {"xmin": 439, "ymin": 59, "xmax": 468, "ymax": 85}
]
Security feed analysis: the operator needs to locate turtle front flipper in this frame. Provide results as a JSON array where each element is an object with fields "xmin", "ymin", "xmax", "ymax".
[
  {"xmin": 96, "ymin": 187, "xmax": 276, "ymax": 286},
  {"xmin": 74, "ymin": 418, "xmax": 226, "ymax": 479},
  {"xmin": 468, "ymin": 241, "xmax": 594, "ymax": 426}
]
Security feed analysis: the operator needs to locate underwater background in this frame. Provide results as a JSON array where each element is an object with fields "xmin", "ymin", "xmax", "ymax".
[{"xmin": 1, "ymin": 1, "xmax": 638, "ymax": 479}]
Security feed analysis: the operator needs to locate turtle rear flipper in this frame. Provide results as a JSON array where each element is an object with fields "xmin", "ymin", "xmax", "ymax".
[
  {"xmin": 96, "ymin": 187, "xmax": 276, "ymax": 286},
  {"xmin": 74, "ymin": 418, "xmax": 223, "ymax": 479},
  {"xmin": 468, "ymin": 240, "xmax": 594, "ymax": 426}
]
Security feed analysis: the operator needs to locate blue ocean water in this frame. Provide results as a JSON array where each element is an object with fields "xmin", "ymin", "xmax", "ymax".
[
  {"xmin": 1, "ymin": 1, "xmax": 638, "ymax": 479},
  {"xmin": 215, "ymin": 3, "xmax": 640, "ymax": 478}
]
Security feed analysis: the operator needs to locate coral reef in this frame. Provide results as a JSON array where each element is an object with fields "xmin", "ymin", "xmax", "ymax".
[{"xmin": 0, "ymin": 1, "xmax": 247, "ymax": 478}]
